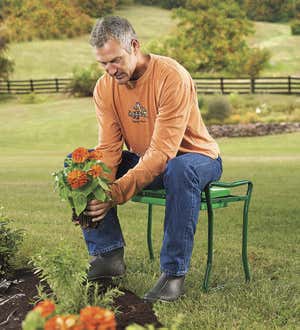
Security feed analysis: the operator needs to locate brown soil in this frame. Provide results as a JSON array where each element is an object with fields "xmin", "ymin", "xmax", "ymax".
[{"xmin": 0, "ymin": 269, "xmax": 162, "ymax": 330}]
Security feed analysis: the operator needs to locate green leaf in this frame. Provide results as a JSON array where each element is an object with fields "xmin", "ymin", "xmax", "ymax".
[
  {"xmin": 72, "ymin": 192, "xmax": 87, "ymax": 216},
  {"xmin": 100, "ymin": 162, "xmax": 111, "ymax": 174},
  {"xmin": 93, "ymin": 187, "xmax": 106, "ymax": 201},
  {"xmin": 77, "ymin": 179, "xmax": 98, "ymax": 197},
  {"xmin": 97, "ymin": 177, "xmax": 109, "ymax": 191},
  {"xmin": 59, "ymin": 186, "xmax": 70, "ymax": 200}
]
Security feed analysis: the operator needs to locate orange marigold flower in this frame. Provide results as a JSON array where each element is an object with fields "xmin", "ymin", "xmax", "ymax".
[
  {"xmin": 88, "ymin": 165, "xmax": 103, "ymax": 178},
  {"xmin": 80, "ymin": 306, "xmax": 116, "ymax": 330},
  {"xmin": 45, "ymin": 315, "xmax": 83, "ymax": 330},
  {"xmin": 88, "ymin": 149, "xmax": 103, "ymax": 160},
  {"xmin": 67, "ymin": 170, "xmax": 89, "ymax": 189},
  {"xmin": 33, "ymin": 300, "xmax": 55, "ymax": 318},
  {"xmin": 72, "ymin": 147, "xmax": 90, "ymax": 164}
]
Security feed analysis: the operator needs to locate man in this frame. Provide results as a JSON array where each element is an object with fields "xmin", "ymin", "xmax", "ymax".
[{"xmin": 85, "ymin": 16, "xmax": 222, "ymax": 302}]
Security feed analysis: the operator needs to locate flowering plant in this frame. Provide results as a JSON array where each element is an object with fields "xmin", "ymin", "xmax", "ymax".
[
  {"xmin": 22, "ymin": 300, "xmax": 116, "ymax": 330},
  {"xmin": 53, "ymin": 147, "xmax": 111, "ymax": 219}
]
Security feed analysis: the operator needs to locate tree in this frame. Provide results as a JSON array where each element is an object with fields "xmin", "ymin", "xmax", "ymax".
[
  {"xmin": 147, "ymin": 0, "xmax": 270, "ymax": 76},
  {"xmin": 241, "ymin": 0, "xmax": 299, "ymax": 22},
  {"xmin": 0, "ymin": 23, "xmax": 14, "ymax": 79},
  {"xmin": 74, "ymin": 0, "xmax": 117, "ymax": 18},
  {"xmin": 4, "ymin": 0, "xmax": 93, "ymax": 42}
]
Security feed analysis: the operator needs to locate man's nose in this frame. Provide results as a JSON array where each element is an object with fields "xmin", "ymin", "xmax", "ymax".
[{"xmin": 106, "ymin": 63, "xmax": 117, "ymax": 76}]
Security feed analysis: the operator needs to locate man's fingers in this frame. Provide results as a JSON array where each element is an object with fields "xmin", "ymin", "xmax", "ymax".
[
  {"xmin": 87, "ymin": 199, "xmax": 100, "ymax": 206},
  {"xmin": 92, "ymin": 214, "xmax": 106, "ymax": 222},
  {"xmin": 86, "ymin": 202, "xmax": 110, "ymax": 211}
]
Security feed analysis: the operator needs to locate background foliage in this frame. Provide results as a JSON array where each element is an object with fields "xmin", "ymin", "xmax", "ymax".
[
  {"xmin": 147, "ymin": 0, "xmax": 270, "ymax": 76},
  {"xmin": 3, "ymin": 0, "xmax": 94, "ymax": 41},
  {"xmin": 241, "ymin": 0, "xmax": 300, "ymax": 22},
  {"xmin": 0, "ymin": 23, "xmax": 14, "ymax": 79},
  {"xmin": 0, "ymin": 209, "xmax": 23, "ymax": 278}
]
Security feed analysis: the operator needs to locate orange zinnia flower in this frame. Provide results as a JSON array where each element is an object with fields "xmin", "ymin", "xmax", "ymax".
[
  {"xmin": 33, "ymin": 300, "xmax": 55, "ymax": 318},
  {"xmin": 88, "ymin": 165, "xmax": 103, "ymax": 178},
  {"xmin": 72, "ymin": 147, "xmax": 90, "ymax": 164},
  {"xmin": 88, "ymin": 149, "xmax": 103, "ymax": 160},
  {"xmin": 80, "ymin": 306, "xmax": 116, "ymax": 330},
  {"xmin": 45, "ymin": 315, "xmax": 83, "ymax": 330},
  {"xmin": 67, "ymin": 170, "xmax": 89, "ymax": 189}
]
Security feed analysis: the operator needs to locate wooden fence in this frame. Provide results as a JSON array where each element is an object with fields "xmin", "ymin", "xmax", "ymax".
[
  {"xmin": 1, "ymin": 76, "xmax": 300, "ymax": 95},
  {"xmin": 0, "ymin": 78, "xmax": 72, "ymax": 94}
]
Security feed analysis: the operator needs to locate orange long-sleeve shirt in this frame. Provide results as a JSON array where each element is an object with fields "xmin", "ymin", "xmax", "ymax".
[{"xmin": 93, "ymin": 54, "xmax": 220, "ymax": 205}]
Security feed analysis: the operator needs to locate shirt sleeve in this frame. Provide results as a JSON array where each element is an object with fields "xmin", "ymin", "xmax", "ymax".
[
  {"xmin": 110, "ymin": 74, "xmax": 195, "ymax": 204},
  {"xmin": 93, "ymin": 81, "xmax": 123, "ymax": 183}
]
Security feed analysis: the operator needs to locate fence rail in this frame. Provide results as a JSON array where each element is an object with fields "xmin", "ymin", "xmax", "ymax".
[
  {"xmin": 0, "ymin": 78, "xmax": 72, "ymax": 94},
  {"xmin": 1, "ymin": 77, "xmax": 300, "ymax": 95}
]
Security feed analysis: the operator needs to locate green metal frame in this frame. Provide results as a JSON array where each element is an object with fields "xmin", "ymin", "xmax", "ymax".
[
  {"xmin": 131, "ymin": 180, "xmax": 253, "ymax": 292},
  {"xmin": 202, "ymin": 180, "xmax": 253, "ymax": 291}
]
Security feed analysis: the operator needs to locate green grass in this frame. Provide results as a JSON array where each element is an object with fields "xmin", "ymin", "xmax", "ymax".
[
  {"xmin": 0, "ymin": 95, "xmax": 299, "ymax": 328},
  {"xmin": 250, "ymin": 22, "xmax": 300, "ymax": 76},
  {"xmin": 6, "ymin": 5, "xmax": 300, "ymax": 79}
]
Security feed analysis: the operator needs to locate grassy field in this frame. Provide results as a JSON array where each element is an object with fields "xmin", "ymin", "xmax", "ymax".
[
  {"xmin": 6, "ymin": 5, "xmax": 300, "ymax": 79},
  {"xmin": 0, "ymin": 95, "xmax": 299, "ymax": 328},
  {"xmin": 249, "ymin": 22, "xmax": 300, "ymax": 76}
]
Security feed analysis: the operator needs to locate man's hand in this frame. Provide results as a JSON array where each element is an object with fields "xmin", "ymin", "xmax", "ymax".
[{"xmin": 86, "ymin": 199, "xmax": 113, "ymax": 222}]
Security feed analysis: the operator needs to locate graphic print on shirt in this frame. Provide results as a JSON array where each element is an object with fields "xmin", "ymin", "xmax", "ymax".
[{"xmin": 128, "ymin": 102, "xmax": 148, "ymax": 123}]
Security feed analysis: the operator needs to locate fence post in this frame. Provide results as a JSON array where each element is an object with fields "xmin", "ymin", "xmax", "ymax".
[
  {"xmin": 288, "ymin": 76, "xmax": 291, "ymax": 94},
  {"xmin": 220, "ymin": 77, "xmax": 224, "ymax": 94},
  {"xmin": 6, "ymin": 80, "xmax": 11, "ymax": 93},
  {"xmin": 30, "ymin": 79, "xmax": 34, "ymax": 92},
  {"xmin": 250, "ymin": 77, "xmax": 255, "ymax": 94},
  {"xmin": 55, "ymin": 78, "xmax": 59, "ymax": 92}
]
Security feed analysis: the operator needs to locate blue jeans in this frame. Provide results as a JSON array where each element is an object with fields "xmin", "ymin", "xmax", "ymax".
[{"xmin": 82, "ymin": 151, "xmax": 222, "ymax": 276}]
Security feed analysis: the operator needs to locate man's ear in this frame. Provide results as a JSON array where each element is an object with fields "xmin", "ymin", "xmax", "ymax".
[{"xmin": 131, "ymin": 39, "xmax": 140, "ymax": 54}]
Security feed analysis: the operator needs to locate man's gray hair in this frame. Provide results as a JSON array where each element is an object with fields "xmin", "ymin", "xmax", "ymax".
[{"xmin": 90, "ymin": 16, "xmax": 137, "ymax": 53}]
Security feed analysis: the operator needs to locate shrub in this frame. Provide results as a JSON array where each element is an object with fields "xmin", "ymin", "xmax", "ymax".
[
  {"xmin": 0, "ymin": 208, "xmax": 23, "ymax": 278},
  {"xmin": 225, "ymin": 113, "xmax": 242, "ymax": 124},
  {"xmin": 0, "ymin": 23, "xmax": 14, "ymax": 79},
  {"xmin": 206, "ymin": 96, "xmax": 231, "ymax": 123},
  {"xmin": 5, "ymin": 0, "xmax": 93, "ymax": 42},
  {"xmin": 228, "ymin": 92, "xmax": 241, "ymax": 108},
  {"xmin": 68, "ymin": 64, "xmax": 103, "ymax": 97},
  {"xmin": 198, "ymin": 95, "xmax": 204, "ymax": 109},
  {"xmin": 291, "ymin": 20, "xmax": 300, "ymax": 35},
  {"xmin": 31, "ymin": 245, "xmax": 122, "ymax": 314},
  {"xmin": 241, "ymin": 112, "xmax": 260, "ymax": 124},
  {"xmin": 19, "ymin": 92, "xmax": 46, "ymax": 104},
  {"xmin": 242, "ymin": 0, "xmax": 297, "ymax": 22},
  {"xmin": 75, "ymin": 0, "xmax": 117, "ymax": 18}
]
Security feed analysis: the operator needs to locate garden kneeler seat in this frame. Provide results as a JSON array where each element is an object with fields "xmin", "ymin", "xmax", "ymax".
[{"xmin": 131, "ymin": 180, "xmax": 253, "ymax": 292}]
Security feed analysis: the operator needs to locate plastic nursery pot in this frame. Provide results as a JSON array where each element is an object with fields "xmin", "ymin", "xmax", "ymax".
[{"xmin": 71, "ymin": 208, "xmax": 99, "ymax": 229}]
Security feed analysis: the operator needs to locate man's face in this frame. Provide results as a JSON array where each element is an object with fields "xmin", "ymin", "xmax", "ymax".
[{"xmin": 94, "ymin": 38, "xmax": 138, "ymax": 84}]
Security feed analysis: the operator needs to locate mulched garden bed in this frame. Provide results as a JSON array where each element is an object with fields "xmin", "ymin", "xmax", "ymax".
[
  {"xmin": 0, "ymin": 269, "xmax": 162, "ymax": 330},
  {"xmin": 208, "ymin": 122, "xmax": 300, "ymax": 138}
]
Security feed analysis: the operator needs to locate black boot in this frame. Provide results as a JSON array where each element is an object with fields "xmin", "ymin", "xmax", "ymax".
[
  {"xmin": 143, "ymin": 272, "xmax": 185, "ymax": 302},
  {"xmin": 87, "ymin": 247, "xmax": 126, "ymax": 281}
]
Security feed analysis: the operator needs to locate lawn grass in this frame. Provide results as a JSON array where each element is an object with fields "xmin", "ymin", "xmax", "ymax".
[
  {"xmin": 6, "ymin": 5, "xmax": 300, "ymax": 79},
  {"xmin": 249, "ymin": 22, "xmax": 300, "ymax": 76},
  {"xmin": 0, "ymin": 95, "xmax": 299, "ymax": 328}
]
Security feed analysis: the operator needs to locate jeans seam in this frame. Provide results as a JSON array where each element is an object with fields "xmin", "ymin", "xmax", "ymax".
[
  {"xmin": 182, "ymin": 176, "xmax": 197, "ymax": 273},
  {"xmin": 91, "ymin": 242, "xmax": 124, "ymax": 256}
]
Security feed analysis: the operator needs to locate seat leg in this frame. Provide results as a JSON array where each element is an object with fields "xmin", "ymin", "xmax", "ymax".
[
  {"xmin": 242, "ymin": 182, "xmax": 253, "ymax": 282},
  {"xmin": 147, "ymin": 204, "xmax": 154, "ymax": 260},
  {"xmin": 203, "ymin": 186, "xmax": 214, "ymax": 292}
]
